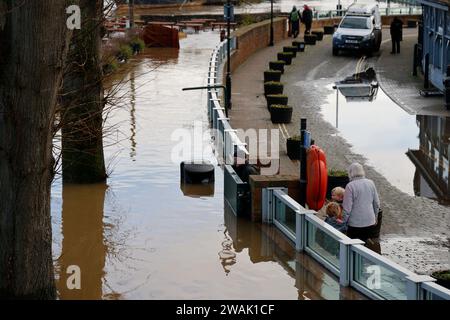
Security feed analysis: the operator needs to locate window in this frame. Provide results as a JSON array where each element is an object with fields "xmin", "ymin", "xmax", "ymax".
[
  {"xmin": 434, "ymin": 37, "xmax": 442, "ymax": 69},
  {"xmin": 340, "ymin": 17, "xmax": 370, "ymax": 29}
]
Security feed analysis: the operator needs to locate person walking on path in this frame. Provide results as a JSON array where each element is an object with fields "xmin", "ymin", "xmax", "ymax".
[
  {"xmin": 390, "ymin": 17, "xmax": 403, "ymax": 54},
  {"xmin": 302, "ymin": 5, "xmax": 313, "ymax": 35},
  {"xmin": 342, "ymin": 163, "xmax": 380, "ymax": 244},
  {"xmin": 289, "ymin": 6, "xmax": 301, "ymax": 38}
]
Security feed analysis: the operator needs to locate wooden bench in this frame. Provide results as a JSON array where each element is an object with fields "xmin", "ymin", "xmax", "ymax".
[
  {"xmin": 178, "ymin": 23, "xmax": 204, "ymax": 33},
  {"xmin": 211, "ymin": 22, "xmax": 237, "ymax": 31}
]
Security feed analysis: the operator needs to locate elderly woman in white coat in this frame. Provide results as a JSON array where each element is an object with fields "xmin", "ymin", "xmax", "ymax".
[{"xmin": 342, "ymin": 163, "xmax": 380, "ymax": 243}]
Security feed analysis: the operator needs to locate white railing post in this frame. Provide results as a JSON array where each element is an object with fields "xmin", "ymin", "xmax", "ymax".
[
  {"xmin": 339, "ymin": 239, "xmax": 364, "ymax": 286},
  {"xmin": 406, "ymin": 275, "xmax": 436, "ymax": 300},
  {"xmin": 295, "ymin": 209, "xmax": 315, "ymax": 252}
]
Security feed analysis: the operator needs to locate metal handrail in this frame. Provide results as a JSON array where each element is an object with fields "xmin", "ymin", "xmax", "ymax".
[
  {"xmin": 265, "ymin": 188, "xmax": 450, "ymax": 300},
  {"xmin": 422, "ymin": 281, "xmax": 450, "ymax": 300},
  {"xmin": 208, "ymin": 38, "xmax": 249, "ymax": 164}
]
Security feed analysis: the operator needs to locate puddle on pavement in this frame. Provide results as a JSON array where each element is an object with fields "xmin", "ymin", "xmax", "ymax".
[
  {"xmin": 321, "ymin": 67, "xmax": 450, "ymax": 204},
  {"xmin": 51, "ymin": 31, "xmax": 364, "ymax": 299},
  {"xmin": 322, "ymin": 81, "xmax": 419, "ymax": 195}
]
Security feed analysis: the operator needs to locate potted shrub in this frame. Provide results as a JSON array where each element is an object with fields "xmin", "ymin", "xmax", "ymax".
[
  {"xmin": 277, "ymin": 52, "xmax": 294, "ymax": 65},
  {"xmin": 304, "ymin": 34, "xmax": 317, "ymax": 45},
  {"xmin": 264, "ymin": 69, "xmax": 282, "ymax": 82},
  {"xmin": 270, "ymin": 104, "xmax": 293, "ymax": 124},
  {"xmin": 324, "ymin": 25, "xmax": 335, "ymax": 35},
  {"xmin": 327, "ymin": 169, "xmax": 349, "ymax": 199},
  {"xmin": 293, "ymin": 41, "xmax": 305, "ymax": 52},
  {"xmin": 264, "ymin": 81, "xmax": 283, "ymax": 96},
  {"xmin": 286, "ymin": 135, "xmax": 301, "ymax": 160},
  {"xmin": 269, "ymin": 60, "xmax": 286, "ymax": 74},
  {"xmin": 266, "ymin": 94, "xmax": 288, "ymax": 109},
  {"xmin": 431, "ymin": 270, "xmax": 450, "ymax": 289},
  {"xmin": 283, "ymin": 46, "xmax": 298, "ymax": 57},
  {"xmin": 311, "ymin": 30, "xmax": 324, "ymax": 41}
]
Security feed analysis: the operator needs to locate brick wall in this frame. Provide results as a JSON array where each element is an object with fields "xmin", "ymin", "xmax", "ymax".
[
  {"xmin": 249, "ymin": 175, "xmax": 301, "ymax": 222},
  {"xmin": 228, "ymin": 17, "xmax": 288, "ymax": 73}
]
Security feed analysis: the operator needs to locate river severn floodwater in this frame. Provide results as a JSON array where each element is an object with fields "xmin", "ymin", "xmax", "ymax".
[{"xmin": 50, "ymin": 31, "xmax": 365, "ymax": 300}]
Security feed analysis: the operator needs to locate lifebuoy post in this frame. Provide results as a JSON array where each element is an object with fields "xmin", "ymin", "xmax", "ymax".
[{"xmin": 299, "ymin": 118, "xmax": 311, "ymax": 207}]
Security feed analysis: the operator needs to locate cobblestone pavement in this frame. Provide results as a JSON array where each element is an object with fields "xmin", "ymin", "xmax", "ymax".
[{"xmin": 231, "ymin": 28, "xmax": 450, "ymax": 274}]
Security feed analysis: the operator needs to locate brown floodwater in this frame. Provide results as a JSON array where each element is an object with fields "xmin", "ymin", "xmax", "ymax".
[{"xmin": 51, "ymin": 31, "xmax": 365, "ymax": 300}]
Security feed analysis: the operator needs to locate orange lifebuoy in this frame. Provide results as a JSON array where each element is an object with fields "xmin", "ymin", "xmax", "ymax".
[{"xmin": 306, "ymin": 145, "xmax": 328, "ymax": 211}]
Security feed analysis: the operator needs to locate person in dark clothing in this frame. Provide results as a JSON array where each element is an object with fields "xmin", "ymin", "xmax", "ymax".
[
  {"xmin": 390, "ymin": 17, "xmax": 403, "ymax": 54},
  {"xmin": 302, "ymin": 5, "xmax": 313, "ymax": 35},
  {"xmin": 289, "ymin": 6, "xmax": 301, "ymax": 38}
]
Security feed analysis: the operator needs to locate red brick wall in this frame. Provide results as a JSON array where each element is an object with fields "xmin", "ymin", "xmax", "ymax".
[{"xmin": 229, "ymin": 17, "xmax": 288, "ymax": 73}]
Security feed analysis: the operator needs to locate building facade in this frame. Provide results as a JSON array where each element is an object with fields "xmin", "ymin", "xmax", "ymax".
[{"xmin": 419, "ymin": 0, "xmax": 450, "ymax": 91}]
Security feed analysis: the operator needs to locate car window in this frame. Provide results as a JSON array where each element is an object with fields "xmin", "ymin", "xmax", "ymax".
[{"xmin": 340, "ymin": 17, "xmax": 370, "ymax": 29}]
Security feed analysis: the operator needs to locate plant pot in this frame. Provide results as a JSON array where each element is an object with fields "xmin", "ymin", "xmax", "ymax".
[
  {"xmin": 277, "ymin": 52, "xmax": 293, "ymax": 65},
  {"xmin": 269, "ymin": 61, "xmax": 285, "ymax": 74},
  {"xmin": 264, "ymin": 82, "xmax": 283, "ymax": 96},
  {"xmin": 286, "ymin": 137, "xmax": 301, "ymax": 160},
  {"xmin": 283, "ymin": 46, "xmax": 297, "ymax": 57},
  {"xmin": 324, "ymin": 25, "xmax": 335, "ymax": 35},
  {"xmin": 293, "ymin": 41, "xmax": 305, "ymax": 52},
  {"xmin": 270, "ymin": 105, "xmax": 292, "ymax": 124},
  {"xmin": 266, "ymin": 94, "xmax": 288, "ymax": 109},
  {"xmin": 264, "ymin": 70, "xmax": 282, "ymax": 82},
  {"xmin": 407, "ymin": 20, "xmax": 417, "ymax": 28},
  {"xmin": 431, "ymin": 270, "xmax": 450, "ymax": 290},
  {"xmin": 304, "ymin": 34, "xmax": 317, "ymax": 45},
  {"xmin": 326, "ymin": 175, "xmax": 350, "ymax": 199},
  {"xmin": 311, "ymin": 31, "xmax": 324, "ymax": 41}
]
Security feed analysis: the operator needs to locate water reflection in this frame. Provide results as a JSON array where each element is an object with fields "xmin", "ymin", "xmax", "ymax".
[
  {"xmin": 56, "ymin": 183, "xmax": 108, "ymax": 300},
  {"xmin": 223, "ymin": 207, "xmax": 366, "ymax": 300},
  {"xmin": 322, "ymin": 83, "xmax": 418, "ymax": 195},
  {"xmin": 130, "ymin": 70, "xmax": 137, "ymax": 160},
  {"xmin": 407, "ymin": 115, "xmax": 450, "ymax": 204}
]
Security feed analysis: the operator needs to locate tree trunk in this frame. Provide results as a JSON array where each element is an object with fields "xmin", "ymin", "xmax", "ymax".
[
  {"xmin": 0, "ymin": 1, "xmax": 71, "ymax": 298},
  {"xmin": 57, "ymin": 183, "xmax": 107, "ymax": 300},
  {"xmin": 61, "ymin": 0, "xmax": 107, "ymax": 184}
]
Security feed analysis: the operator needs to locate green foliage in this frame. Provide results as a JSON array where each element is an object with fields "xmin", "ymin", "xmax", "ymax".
[
  {"xmin": 266, "ymin": 94, "xmax": 287, "ymax": 98},
  {"xmin": 130, "ymin": 38, "xmax": 146, "ymax": 52},
  {"xmin": 288, "ymin": 135, "xmax": 301, "ymax": 141},
  {"xmin": 270, "ymin": 104, "xmax": 292, "ymax": 109},
  {"xmin": 241, "ymin": 14, "xmax": 257, "ymax": 26},
  {"xmin": 432, "ymin": 270, "xmax": 450, "ymax": 281},
  {"xmin": 278, "ymin": 52, "xmax": 294, "ymax": 57},
  {"xmin": 270, "ymin": 60, "xmax": 286, "ymax": 65},
  {"xmin": 264, "ymin": 81, "xmax": 283, "ymax": 86},
  {"xmin": 328, "ymin": 169, "xmax": 348, "ymax": 177},
  {"xmin": 118, "ymin": 45, "xmax": 133, "ymax": 61}
]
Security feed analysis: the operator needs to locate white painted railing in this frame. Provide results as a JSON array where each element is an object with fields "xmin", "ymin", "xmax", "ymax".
[{"xmin": 262, "ymin": 187, "xmax": 450, "ymax": 300}]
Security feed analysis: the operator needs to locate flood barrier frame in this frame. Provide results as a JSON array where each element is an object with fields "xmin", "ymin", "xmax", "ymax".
[{"xmin": 262, "ymin": 187, "xmax": 450, "ymax": 300}]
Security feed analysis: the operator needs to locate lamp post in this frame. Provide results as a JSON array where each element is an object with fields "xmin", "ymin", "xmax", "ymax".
[
  {"xmin": 269, "ymin": 0, "xmax": 274, "ymax": 46},
  {"xmin": 225, "ymin": 0, "xmax": 232, "ymax": 110},
  {"xmin": 128, "ymin": 0, "xmax": 134, "ymax": 29}
]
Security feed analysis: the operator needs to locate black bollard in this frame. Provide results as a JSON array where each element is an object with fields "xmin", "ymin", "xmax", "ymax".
[
  {"xmin": 445, "ymin": 66, "xmax": 450, "ymax": 110},
  {"xmin": 299, "ymin": 118, "xmax": 311, "ymax": 207},
  {"xmin": 424, "ymin": 53, "xmax": 430, "ymax": 89}
]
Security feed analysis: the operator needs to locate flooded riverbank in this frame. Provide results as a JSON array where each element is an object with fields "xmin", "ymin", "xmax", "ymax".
[{"xmin": 50, "ymin": 31, "xmax": 364, "ymax": 299}]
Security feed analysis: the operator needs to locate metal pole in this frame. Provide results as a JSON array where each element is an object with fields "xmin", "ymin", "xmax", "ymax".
[
  {"xmin": 128, "ymin": 0, "xmax": 134, "ymax": 29},
  {"xmin": 269, "ymin": 0, "xmax": 274, "ymax": 46},
  {"xmin": 226, "ymin": 0, "xmax": 232, "ymax": 110},
  {"xmin": 299, "ymin": 119, "xmax": 307, "ymax": 207},
  {"xmin": 336, "ymin": 88, "xmax": 339, "ymax": 128}
]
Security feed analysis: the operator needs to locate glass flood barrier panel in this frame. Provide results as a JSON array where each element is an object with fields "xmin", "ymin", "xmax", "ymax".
[
  {"xmin": 352, "ymin": 251, "xmax": 408, "ymax": 300},
  {"xmin": 421, "ymin": 282, "xmax": 450, "ymax": 300},
  {"xmin": 274, "ymin": 198, "xmax": 296, "ymax": 237},
  {"xmin": 306, "ymin": 221, "xmax": 340, "ymax": 270}
]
